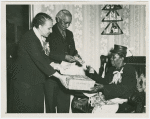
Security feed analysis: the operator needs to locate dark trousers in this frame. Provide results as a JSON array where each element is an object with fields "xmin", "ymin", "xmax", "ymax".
[
  {"xmin": 45, "ymin": 77, "xmax": 70, "ymax": 113},
  {"xmin": 8, "ymin": 80, "xmax": 45, "ymax": 113},
  {"xmin": 44, "ymin": 78, "xmax": 58, "ymax": 113}
]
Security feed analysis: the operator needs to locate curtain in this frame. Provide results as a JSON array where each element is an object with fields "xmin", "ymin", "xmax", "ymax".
[{"xmin": 31, "ymin": 4, "xmax": 146, "ymax": 73}]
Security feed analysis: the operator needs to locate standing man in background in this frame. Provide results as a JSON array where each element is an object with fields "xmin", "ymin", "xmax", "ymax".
[{"xmin": 45, "ymin": 9, "xmax": 82, "ymax": 113}]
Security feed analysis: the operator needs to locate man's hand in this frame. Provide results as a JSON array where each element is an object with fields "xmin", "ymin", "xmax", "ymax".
[
  {"xmin": 74, "ymin": 54, "xmax": 85, "ymax": 64},
  {"xmin": 74, "ymin": 54, "xmax": 82, "ymax": 60},
  {"xmin": 65, "ymin": 55, "xmax": 76, "ymax": 62},
  {"xmin": 89, "ymin": 83, "xmax": 104, "ymax": 93}
]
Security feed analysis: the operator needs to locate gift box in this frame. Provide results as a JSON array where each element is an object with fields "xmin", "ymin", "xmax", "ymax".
[{"xmin": 65, "ymin": 75, "xmax": 95, "ymax": 91}]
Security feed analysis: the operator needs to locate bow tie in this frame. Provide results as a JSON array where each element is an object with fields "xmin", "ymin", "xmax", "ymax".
[{"xmin": 109, "ymin": 67, "xmax": 124, "ymax": 84}]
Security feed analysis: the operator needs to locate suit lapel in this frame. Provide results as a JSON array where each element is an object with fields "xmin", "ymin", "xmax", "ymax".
[
  {"xmin": 31, "ymin": 29, "xmax": 45, "ymax": 52},
  {"xmin": 65, "ymin": 30, "xmax": 70, "ymax": 42},
  {"xmin": 53, "ymin": 24, "xmax": 68, "ymax": 42},
  {"xmin": 53, "ymin": 24, "xmax": 63, "ymax": 38}
]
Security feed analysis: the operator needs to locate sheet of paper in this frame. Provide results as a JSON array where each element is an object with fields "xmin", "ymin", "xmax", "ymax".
[
  {"xmin": 92, "ymin": 104, "xmax": 119, "ymax": 113},
  {"xmin": 107, "ymin": 98, "xmax": 128, "ymax": 104},
  {"xmin": 60, "ymin": 61, "xmax": 86, "ymax": 75},
  {"xmin": 83, "ymin": 93, "xmax": 97, "ymax": 97},
  {"xmin": 61, "ymin": 61, "xmax": 76, "ymax": 67}
]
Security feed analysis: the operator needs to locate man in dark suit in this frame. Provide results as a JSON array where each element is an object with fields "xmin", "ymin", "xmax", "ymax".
[
  {"xmin": 9, "ymin": 13, "xmax": 67, "ymax": 113},
  {"xmin": 46, "ymin": 9, "xmax": 82, "ymax": 113}
]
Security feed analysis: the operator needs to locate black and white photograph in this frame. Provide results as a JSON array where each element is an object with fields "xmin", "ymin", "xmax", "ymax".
[{"xmin": 1, "ymin": 0, "xmax": 149, "ymax": 118}]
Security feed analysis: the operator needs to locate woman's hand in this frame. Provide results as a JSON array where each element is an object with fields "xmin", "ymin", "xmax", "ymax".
[
  {"xmin": 52, "ymin": 72, "xmax": 69, "ymax": 88},
  {"xmin": 50, "ymin": 62, "xmax": 61, "ymax": 71},
  {"xmin": 59, "ymin": 75, "xmax": 69, "ymax": 88},
  {"xmin": 89, "ymin": 83, "xmax": 104, "ymax": 93}
]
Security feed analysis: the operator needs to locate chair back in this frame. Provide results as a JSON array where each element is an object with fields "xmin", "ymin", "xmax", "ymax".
[{"xmin": 99, "ymin": 55, "xmax": 112, "ymax": 78}]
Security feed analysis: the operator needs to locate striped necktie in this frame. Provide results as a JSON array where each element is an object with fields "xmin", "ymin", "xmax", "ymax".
[{"xmin": 62, "ymin": 31, "xmax": 66, "ymax": 39}]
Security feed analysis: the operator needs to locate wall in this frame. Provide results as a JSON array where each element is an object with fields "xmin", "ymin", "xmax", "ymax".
[
  {"xmin": 31, "ymin": 4, "xmax": 147, "ymax": 72},
  {"xmin": 6, "ymin": 5, "xmax": 29, "ymax": 43}
]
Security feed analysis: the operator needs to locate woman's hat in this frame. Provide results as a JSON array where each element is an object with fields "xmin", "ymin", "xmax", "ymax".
[{"xmin": 110, "ymin": 44, "xmax": 127, "ymax": 57}]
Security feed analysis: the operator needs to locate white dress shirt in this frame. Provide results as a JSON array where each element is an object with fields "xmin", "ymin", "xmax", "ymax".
[{"xmin": 33, "ymin": 27, "xmax": 50, "ymax": 56}]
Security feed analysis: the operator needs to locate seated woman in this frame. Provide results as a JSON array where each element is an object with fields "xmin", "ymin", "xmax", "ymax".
[{"xmin": 89, "ymin": 44, "xmax": 137, "ymax": 113}]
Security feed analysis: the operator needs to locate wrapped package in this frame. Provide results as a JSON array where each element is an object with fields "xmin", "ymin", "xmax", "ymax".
[
  {"xmin": 60, "ymin": 61, "xmax": 86, "ymax": 75},
  {"xmin": 64, "ymin": 75, "xmax": 95, "ymax": 91}
]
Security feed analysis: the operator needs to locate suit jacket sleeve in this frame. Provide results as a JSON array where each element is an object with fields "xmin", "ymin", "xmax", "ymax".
[
  {"xmin": 48, "ymin": 31, "xmax": 78, "ymax": 62},
  {"xmin": 89, "ymin": 69, "xmax": 111, "ymax": 84},
  {"xmin": 49, "ymin": 51, "xmax": 66, "ymax": 62},
  {"xmin": 22, "ymin": 34, "xmax": 56, "ymax": 76},
  {"xmin": 68, "ymin": 32, "xmax": 78, "ymax": 56},
  {"xmin": 47, "ymin": 33, "xmax": 66, "ymax": 62},
  {"xmin": 103, "ymin": 65, "xmax": 137, "ymax": 100}
]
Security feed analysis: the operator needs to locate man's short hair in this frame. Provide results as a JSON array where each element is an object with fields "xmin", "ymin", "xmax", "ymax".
[{"xmin": 56, "ymin": 9, "xmax": 72, "ymax": 22}]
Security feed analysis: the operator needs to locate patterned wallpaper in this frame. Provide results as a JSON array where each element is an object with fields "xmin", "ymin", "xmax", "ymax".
[{"xmin": 32, "ymin": 4, "xmax": 146, "ymax": 72}]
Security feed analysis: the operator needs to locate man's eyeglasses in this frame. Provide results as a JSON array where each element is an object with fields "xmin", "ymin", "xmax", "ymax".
[{"xmin": 60, "ymin": 19, "xmax": 71, "ymax": 27}]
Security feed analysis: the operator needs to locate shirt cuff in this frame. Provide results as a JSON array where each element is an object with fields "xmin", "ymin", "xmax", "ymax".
[
  {"xmin": 50, "ymin": 62, "xmax": 55, "ymax": 67},
  {"xmin": 49, "ymin": 62, "xmax": 55, "ymax": 77}
]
